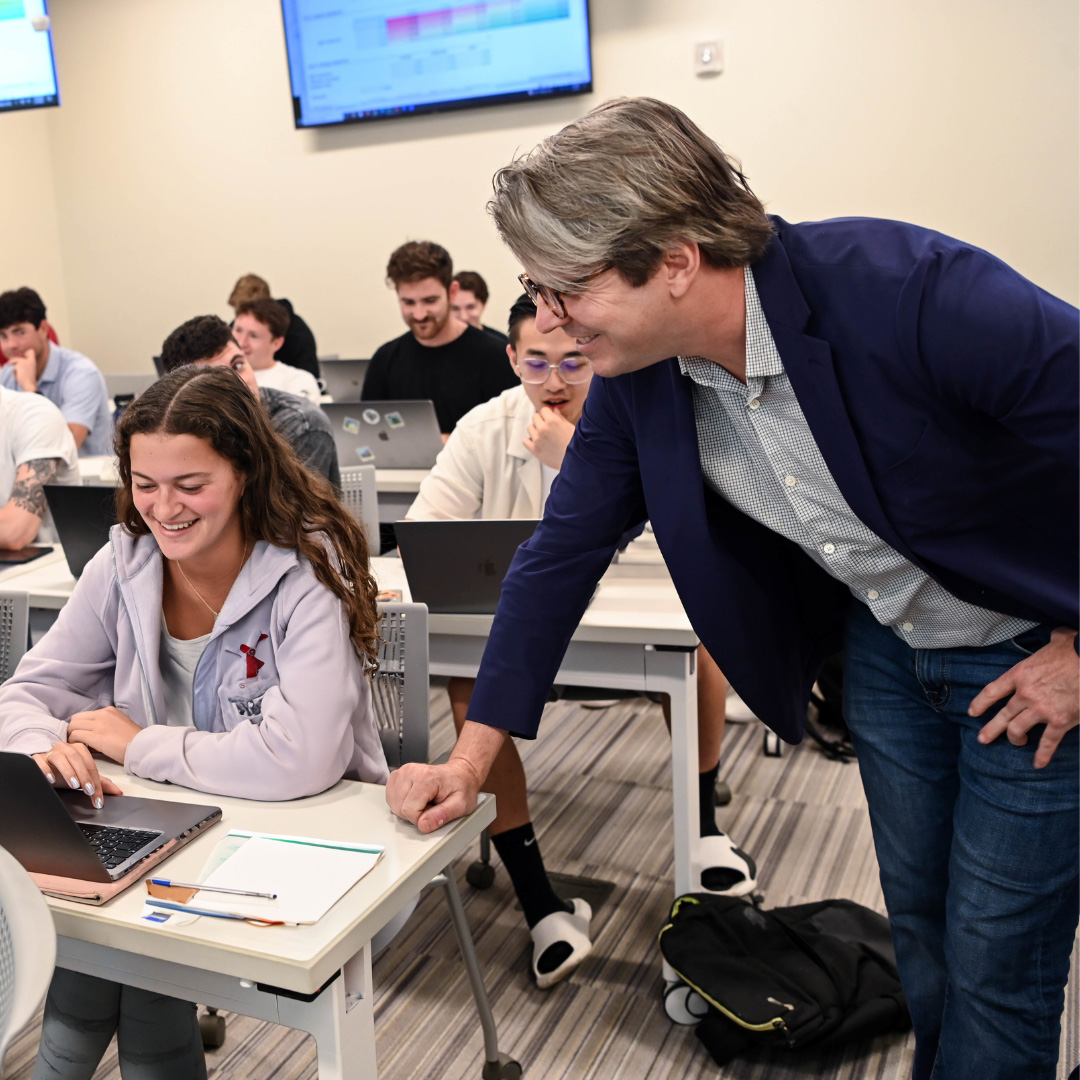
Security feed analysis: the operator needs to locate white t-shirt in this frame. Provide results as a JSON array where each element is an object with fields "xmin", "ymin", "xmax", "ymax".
[
  {"xmin": 0, "ymin": 389, "xmax": 81, "ymax": 543},
  {"xmin": 159, "ymin": 623, "xmax": 212, "ymax": 727},
  {"xmin": 253, "ymin": 361, "xmax": 321, "ymax": 404}
]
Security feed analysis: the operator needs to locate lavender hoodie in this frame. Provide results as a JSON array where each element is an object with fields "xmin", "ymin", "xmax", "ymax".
[{"xmin": 0, "ymin": 527, "xmax": 389, "ymax": 799}]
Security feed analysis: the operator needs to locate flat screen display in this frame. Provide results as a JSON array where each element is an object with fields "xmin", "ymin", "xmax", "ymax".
[
  {"xmin": 0, "ymin": 0, "xmax": 59, "ymax": 114},
  {"xmin": 280, "ymin": 0, "xmax": 592, "ymax": 129}
]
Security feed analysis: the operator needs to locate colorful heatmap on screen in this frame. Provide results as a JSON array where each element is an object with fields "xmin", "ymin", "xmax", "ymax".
[
  {"xmin": 280, "ymin": 0, "xmax": 591, "ymax": 128},
  {"xmin": 0, "ymin": 0, "xmax": 59, "ymax": 114}
]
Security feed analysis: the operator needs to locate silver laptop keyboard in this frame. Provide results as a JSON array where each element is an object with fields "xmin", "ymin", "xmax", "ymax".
[{"xmin": 77, "ymin": 822, "xmax": 160, "ymax": 870}]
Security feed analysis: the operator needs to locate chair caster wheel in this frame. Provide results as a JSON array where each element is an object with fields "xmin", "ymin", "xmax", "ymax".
[
  {"xmin": 481, "ymin": 1052, "xmax": 522, "ymax": 1079},
  {"xmin": 763, "ymin": 730, "xmax": 783, "ymax": 757},
  {"xmin": 663, "ymin": 980, "xmax": 709, "ymax": 1025},
  {"xmin": 199, "ymin": 1010, "xmax": 226, "ymax": 1049},
  {"xmin": 466, "ymin": 860, "xmax": 496, "ymax": 889}
]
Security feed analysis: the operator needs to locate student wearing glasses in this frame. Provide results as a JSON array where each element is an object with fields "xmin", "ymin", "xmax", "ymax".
[{"xmin": 406, "ymin": 294, "xmax": 755, "ymax": 989}]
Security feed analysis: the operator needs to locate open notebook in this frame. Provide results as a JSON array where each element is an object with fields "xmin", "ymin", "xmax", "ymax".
[{"xmin": 147, "ymin": 830, "xmax": 384, "ymax": 925}]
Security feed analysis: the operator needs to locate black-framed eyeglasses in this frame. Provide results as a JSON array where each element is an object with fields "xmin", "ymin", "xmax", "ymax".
[
  {"xmin": 516, "ymin": 355, "xmax": 593, "ymax": 384},
  {"xmin": 518, "ymin": 272, "xmax": 567, "ymax": 320}
]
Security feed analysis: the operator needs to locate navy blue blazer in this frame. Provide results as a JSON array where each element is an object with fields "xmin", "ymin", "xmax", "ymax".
[{"xmin": 469, "ymin": 217, "xmax": 1080, "ymax": 743}]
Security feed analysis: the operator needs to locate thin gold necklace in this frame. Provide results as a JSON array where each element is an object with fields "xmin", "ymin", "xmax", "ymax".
[{"xmin": 173, "ymin": 539, "xmax": 251, "ymax": 619}]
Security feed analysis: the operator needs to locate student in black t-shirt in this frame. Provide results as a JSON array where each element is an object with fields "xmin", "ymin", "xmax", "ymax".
[{"xmin": 363, "ymin": 242, "xmax": 518, "ymax": 434}]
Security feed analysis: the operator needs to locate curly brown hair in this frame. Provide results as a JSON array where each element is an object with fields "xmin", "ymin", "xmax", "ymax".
[
  {"xmin": 115, "ymin": 366, "xmax": 380, "ymax": 666},
  {"xmin": 386, "ymin": 241, "xmax": 453, "ymax": 290}
]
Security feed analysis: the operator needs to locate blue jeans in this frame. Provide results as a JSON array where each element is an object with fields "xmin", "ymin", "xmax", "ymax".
[{"xmin": 842, "ymin": 602, "xmax": 1078, "ymax": 1080}]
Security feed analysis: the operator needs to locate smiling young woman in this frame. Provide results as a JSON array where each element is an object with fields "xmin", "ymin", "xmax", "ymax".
[{"xmin": 0, "ymin": 364, "xmax": 388, "ymax": 1080}]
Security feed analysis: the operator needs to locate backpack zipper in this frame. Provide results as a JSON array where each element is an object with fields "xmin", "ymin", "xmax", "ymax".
[{"xmin": 658, "ymin": 918, "xmax": 790, "ymax": 1036}]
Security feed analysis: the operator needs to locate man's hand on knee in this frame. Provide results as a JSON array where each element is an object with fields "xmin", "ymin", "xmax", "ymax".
[
  {"xmin": 970, "ymin": 628, "xmax": 1079, "ymax": 768},
  {"xmin": 386, "ymin": 760, "xmax": 481, "ymax": 833}
]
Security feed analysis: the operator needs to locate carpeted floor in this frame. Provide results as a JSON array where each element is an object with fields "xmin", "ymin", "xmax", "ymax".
[{"xmin": 6, "ymin": 681, "xmax": 1077, "ymax": 1079}]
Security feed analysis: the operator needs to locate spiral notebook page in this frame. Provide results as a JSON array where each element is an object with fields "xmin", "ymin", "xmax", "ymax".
[{"xmin": 194, "ymin": 835, "xmax": 382, "ymax": 924}]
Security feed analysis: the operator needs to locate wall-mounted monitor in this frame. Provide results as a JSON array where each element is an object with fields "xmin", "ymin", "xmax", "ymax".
[
  {"xmin": 280, "ymin": 0, "xmax": 592, "ymax": 129},
  {"xmin": 0, "ymin": 0, "xmax": 59, "ymax": 115}
]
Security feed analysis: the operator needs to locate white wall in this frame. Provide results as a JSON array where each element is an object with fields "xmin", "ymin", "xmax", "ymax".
[
  {"xmin": 16, "ymin": 0, "xmax": 1080, "ymax": 369},
  {"xmin": 0, "ymin": 109, "xmax": 69, "ymax": 341}
]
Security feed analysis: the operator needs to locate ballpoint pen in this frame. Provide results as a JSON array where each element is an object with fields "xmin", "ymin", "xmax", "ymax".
[
  {"xmin": 149, "ymin": 878, "xmax": 278, "ymax": 900},
  {"xmin": 145, "ymin": 899, "xmax": 284, "ymax": 925}
]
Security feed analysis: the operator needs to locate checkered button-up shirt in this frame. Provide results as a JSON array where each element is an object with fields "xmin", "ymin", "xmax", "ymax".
[{"xmin": 678, "ymin": 268, "xmax": 1037, "ymax": 649}]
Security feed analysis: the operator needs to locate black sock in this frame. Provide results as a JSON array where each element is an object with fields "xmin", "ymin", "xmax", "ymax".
[
  {"xmin": 699, "ymin": 763, "xmax": 721, "ymax": 837},
  {"xmin": 490, "ymin": 822, "xmax": 573, "ymax": 930}
]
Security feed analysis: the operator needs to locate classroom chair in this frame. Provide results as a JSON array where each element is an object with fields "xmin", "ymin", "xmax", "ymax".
[
  {"xmin": 373, "ymin": 601, "xmax": 521, "ymax": 1079},
  {"xmin": 0, "ymin": 590, "xmax": 30, "ymax": 683},
  {"xmin": 339, "ymin": 465, "xmax": 381, "ymax": 555},
  {"xmin": 0, "ymin": 843, "xmax": 57, "ymax": 1070}
]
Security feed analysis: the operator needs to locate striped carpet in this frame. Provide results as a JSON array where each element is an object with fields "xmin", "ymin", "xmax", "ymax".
[{"xmin": 6, "ymin": 682, "xmax": 1077, "ymax": 1079}]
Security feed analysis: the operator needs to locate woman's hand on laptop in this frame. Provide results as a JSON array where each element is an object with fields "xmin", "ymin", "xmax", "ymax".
[
  {"xmin": 67, "ymin": 707, "xmax": 142, "ymax": 766},
  {"xmin": 33, "ymin": 742, "xmax": 123, "ymax": 809}
]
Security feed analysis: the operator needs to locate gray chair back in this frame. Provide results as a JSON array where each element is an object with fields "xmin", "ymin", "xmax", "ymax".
[
  {"xmin": 339, "ymin": 465, "xmax": 380, "ymax": 552},
  {"xmin": 0, "ymin": 592, "xmax": 30, "ymax": 684},
  {"xmin": 372, "ymin": 602, "xmax": 429, "ymax": 770}
]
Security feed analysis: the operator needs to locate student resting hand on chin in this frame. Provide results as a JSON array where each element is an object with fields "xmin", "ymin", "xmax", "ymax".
[{"xmin": 0, "ymin": 364, "xmax": 387, "ymax": 1080}]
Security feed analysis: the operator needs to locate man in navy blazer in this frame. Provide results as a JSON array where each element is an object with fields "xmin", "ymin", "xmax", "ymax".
[{"xmin": 388, "ymin": 99, "xmax": 1078, "ymax": 1079}]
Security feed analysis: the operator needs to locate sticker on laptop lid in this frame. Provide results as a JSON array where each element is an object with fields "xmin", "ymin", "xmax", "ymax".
[
  {"xmin": 342, "ymin": 417, "xmax": 360, "ymax": 435},
  {"xmin": 362, "ymin": 408, "xmax": 381, "ymax": 425},
  {"xmin": 385, "ymin": 411, "xmax": 404, "ymax": 429},
  {"xmin": 356, "ymin": 446, "xmax": 376, "ymax": 463}
]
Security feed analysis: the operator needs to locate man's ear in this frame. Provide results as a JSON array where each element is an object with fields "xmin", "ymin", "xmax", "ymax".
[
  {"xmin": 506, "ymin": 342, "xmax": 519, "ymax": 376},
  {"xmin": 270, "ymin": 336, "xmax": 285, "ymax": 352},
  {"xmin": 663, "ymin": 241, "xmax": 701, "ymax": 299},
  {"xmin": 448, "ymin": 280, "xmax": 460, "ymax": 303}
]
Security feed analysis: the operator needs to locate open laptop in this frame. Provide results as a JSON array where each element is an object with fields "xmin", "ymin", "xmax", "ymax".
[
  {"xmin": 320, "ymin": 358, "xmax": 370, "ymax": 402},
  {"xmin": 0, "ymin": 751, "xmax": 221, "ymax": 886},
  {"xmin": 322, "ymin": 400, "xmax": 444, "ymax": 470},
  {"xmin": 395, "ymin": 519, "xmax": 540, "ymax": 614},
  {"xmin": 44, "ymin": 484, "xmax": 117, "ymax": 578}
]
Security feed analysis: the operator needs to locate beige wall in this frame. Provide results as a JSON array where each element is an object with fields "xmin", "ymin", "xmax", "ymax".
[
  {"xmin": 0, "ymin": 109, "xmax": 69, "ymax": 341},
  {"xmin": 8, "ymin": 0, "xmax": 1079, "ymax": 370}
]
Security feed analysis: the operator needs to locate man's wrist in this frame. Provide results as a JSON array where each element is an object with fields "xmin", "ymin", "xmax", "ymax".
[{"xmin": 449, "ymin": 720, "xmax": 509, "ymax": 791}]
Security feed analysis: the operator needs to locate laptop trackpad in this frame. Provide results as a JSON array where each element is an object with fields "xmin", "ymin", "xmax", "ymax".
[{"xmin": 62, "ymin": 791, "xmax": 159, "ymax": 826}]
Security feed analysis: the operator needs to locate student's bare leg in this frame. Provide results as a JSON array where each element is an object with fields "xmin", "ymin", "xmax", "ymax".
[
  {"xmin": 447, "ymin": 676, "xmax": 529, "ymax": 832},
  {"xmin": 446, "ymin": 676, "xmax": 587, "ymax": 984}
]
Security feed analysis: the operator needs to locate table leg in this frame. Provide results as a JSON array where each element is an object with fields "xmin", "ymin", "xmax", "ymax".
[
  {"xmin": 278, "ymin": 947, "xmax": 376, "ymax": 1080},
  {"xmin": 643, "ymin": 645, "xmax": 698, "ymax": 897}
]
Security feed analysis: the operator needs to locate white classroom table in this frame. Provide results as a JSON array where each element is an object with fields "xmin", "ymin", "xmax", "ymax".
[
  {"xmin": 3, "ymin": 535, "xmax": 708, "ymax": 998},
  {"xmin": 43, "ymin": 763, "xmax": 495, "ymax": 1080},
  {"xmin": 72, "ymin": 456, "xmax": 427, "ymax": 524}
]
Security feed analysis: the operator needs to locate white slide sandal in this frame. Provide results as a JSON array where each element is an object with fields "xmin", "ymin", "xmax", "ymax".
[
  {"xmin": 530, "ymin": 897, "xmax": 593, "ymax": 989},
  {"xmin": 698, "ymin": 833, "xmax": 758, "ymax": 897}
]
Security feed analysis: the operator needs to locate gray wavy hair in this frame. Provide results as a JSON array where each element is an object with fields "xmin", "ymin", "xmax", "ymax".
[{"xmin": 488, "ymin": 97, "xmax": 774, "ymax": 293}]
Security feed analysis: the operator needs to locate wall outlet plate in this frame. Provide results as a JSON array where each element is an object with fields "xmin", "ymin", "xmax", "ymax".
[{"xmin": 694, "ymin": 39, "xmax": 723, "ymax": 78}]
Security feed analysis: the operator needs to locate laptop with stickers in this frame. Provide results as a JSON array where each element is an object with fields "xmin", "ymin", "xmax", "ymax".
[{"xmin": 322, "ymin": 400, "xmax": 444, "ymax": 469}]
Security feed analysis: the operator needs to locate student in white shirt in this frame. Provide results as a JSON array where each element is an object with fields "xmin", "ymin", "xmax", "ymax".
[
  {"xmin": 0, "ymin": 387, "xmax": 80, "ymax": 548},
  {"xmin": 233, "ymin": 299, "xmax": 321, "ymax": 404},
  {"xmin": 406, "ymin": 294, "xmax": 755, "ymax": 989}
]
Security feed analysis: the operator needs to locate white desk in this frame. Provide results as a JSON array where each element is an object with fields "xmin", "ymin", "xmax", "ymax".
[
  {"xmin": 370, "ymin": 553, "xmax": 706, "ymax": 912},
  {"xmin": 47, "ymin": 763, "xmax": 495, "ymax": 1080},
  {"xmin": 6, "ymin": 542, "xmax": 708, "ymax": 977}
]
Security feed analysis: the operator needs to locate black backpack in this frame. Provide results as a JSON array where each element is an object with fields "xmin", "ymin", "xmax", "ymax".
[{"xmin": 658, "ymin": 893, "xmax": 911, "ymax": 1065}]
